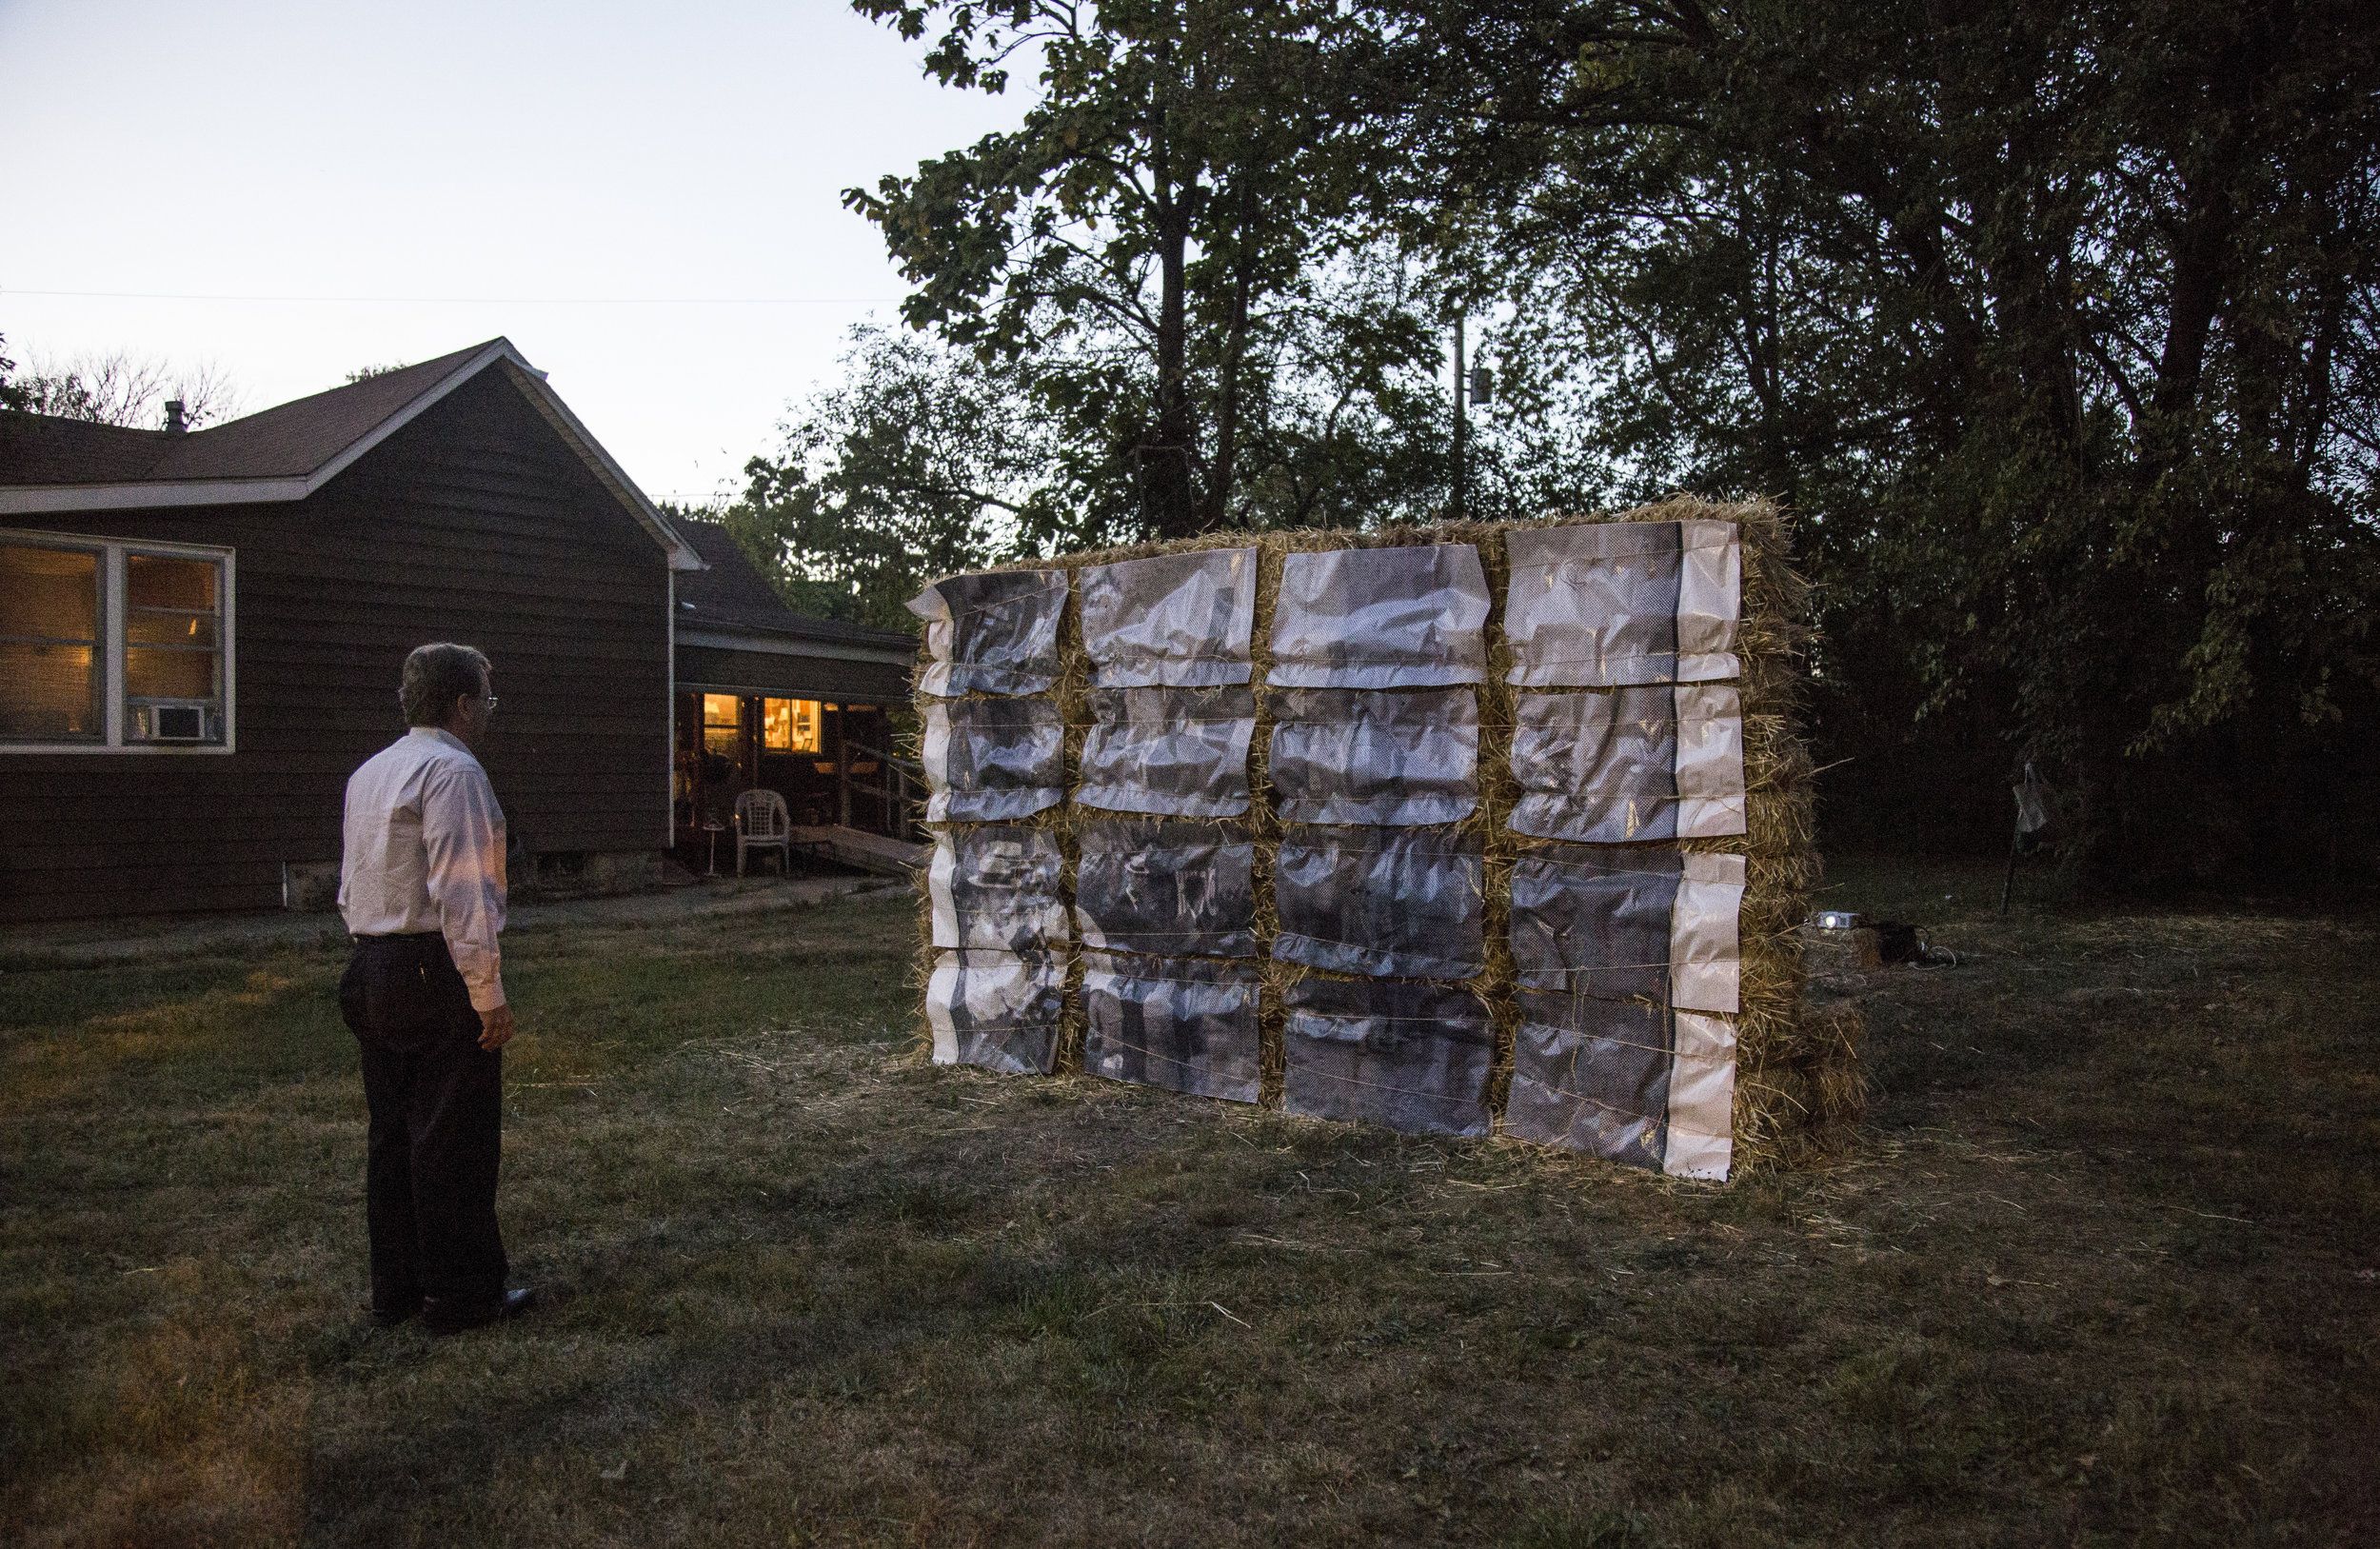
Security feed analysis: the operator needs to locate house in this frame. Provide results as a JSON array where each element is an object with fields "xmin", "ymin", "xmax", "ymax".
[
  {"xmin": 0, "ymin": 338, "xmax": 916, "ymax": 924},
  {"xmin": 667, "ymin": 520, "xmax": 917, "ymax": 866}
]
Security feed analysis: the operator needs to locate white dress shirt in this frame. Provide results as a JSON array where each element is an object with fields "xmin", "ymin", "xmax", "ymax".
[{"xmin": 339, "ymin": 726, "xmax": 509, "ymax": 1012}]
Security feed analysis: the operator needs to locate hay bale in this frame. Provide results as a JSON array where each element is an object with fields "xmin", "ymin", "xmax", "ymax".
[{"xmin": 910, "ymin": 496, "xmax": 1852, "ymax": 1177}]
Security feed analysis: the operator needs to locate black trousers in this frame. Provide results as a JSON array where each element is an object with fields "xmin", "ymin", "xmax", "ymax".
[{"xmin": 338, "ymin": 934, "xmax": 507, "ymax": 1317}]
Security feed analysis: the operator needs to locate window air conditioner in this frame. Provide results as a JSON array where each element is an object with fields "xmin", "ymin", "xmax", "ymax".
[{"xmin": 137, "ymin": 704, "xmax": 212, "ymax": 742}]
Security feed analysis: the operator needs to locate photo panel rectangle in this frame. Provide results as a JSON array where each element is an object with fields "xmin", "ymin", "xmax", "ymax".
[
  {"xmin": 926, "ymin": 949, "xmax": 1065, "ymax": 1075},
  {"xmin": 1661, "ymin": 1009, "xmax": 1738, "ymax": 1181},
  {"xmin": 908, "ymin": 567, "xmax": 1069, "ymax": 697},
  {"xmin": 928, "ymin": 825, "xmax": 1069, "ymax": 952},
  {"xmin": 922, "ymin": 696, "xmax": 1064, "ymax": 822},
  {"xmin": 1281, "ymin": 975, "xmax": 1494, "ymax": 1137},
  {"xmin": 1081, "ymin": 952, "xmax": 1261, "ymax": 1103},
  {"xmin": 1508, "ymin": 685, "xmax": 1745, "ymax": 843},
  {"xmin": 1500, "ymin": 993, "xmax": 1735, "ymax": 1178},
  {"xmin": 1273, "ymin": 826, "xmax": 1485, "ymax": 981},
  {"xmin": 1671, "ymin": 852, "xmax": 1746, "ymax": 1017},
  {"xmin": 1268, "ymin": 544, "xmax": 1491, "ymax": 689},
  {"xmin": 1073, "ymin": 818, "xmax": 1259, "ymax": 958},
  {"xmin": 1504, "ymin": 521, "xmax": 1739, "ymax": 687},
  {"xmin": 1504, "ymin": 992, "xmax": 1674, "ymax": 1170},
  {"xmin": 1078, "ymin": 546, "xmax": 1258, "ymax": 688},
  {"xmin": 1509, "ymin": 848, "xmax": 1678, "ymax": 1004},
  {"xmin": 1508, "ymin": 847, "xmax": 1743, "ymax": 1013},
  {"xmin": 1075, "ymin": 685, "xmax": 1256, "ymax": 818},
  {"xmin": 1268, "ymin": 685, "xmax": 1479, "ymax": 827}
]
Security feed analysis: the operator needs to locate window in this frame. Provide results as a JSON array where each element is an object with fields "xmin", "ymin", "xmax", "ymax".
[
  {"xmin": 0, "ymin": 532, "xmax": 232, "ymax": 751},
  {"xmin": 763, "ymin": 697, "xmax": 822, "ymax": 753},
  {"xmin": 124, "ymin": 554, "xmax": 225, "ymax": 742},
  {"xmin": 0, "ymin": 544, "xmax": 101, "ymax": 741},
  {"xmin": 701, "ymin": 693, "xmax": 743, "ymax": 757}
]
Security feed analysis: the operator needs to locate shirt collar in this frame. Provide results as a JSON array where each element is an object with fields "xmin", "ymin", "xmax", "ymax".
[{"xmin": 406, "ymin": 725, "xmax": 475, "ymax": 757}]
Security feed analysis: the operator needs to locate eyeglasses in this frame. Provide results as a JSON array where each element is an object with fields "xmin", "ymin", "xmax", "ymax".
[{"xmin": 468, "ymin": 694, "xmax": 500, "ymax": 712}]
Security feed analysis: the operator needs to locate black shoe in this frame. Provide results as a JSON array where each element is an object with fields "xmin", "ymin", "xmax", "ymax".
[
  {"xmin": 367, "ymin": 1300, "xmax": 422, "ymax": 1328},
  {"xmin": 425, "ymin": 1286, "xmax": 537, "ymax": 1338}
]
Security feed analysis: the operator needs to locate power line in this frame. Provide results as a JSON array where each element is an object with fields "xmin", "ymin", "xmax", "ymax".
[{"xmin": 3, "ymin": 288, "xmax": 902, "ymax": 307}]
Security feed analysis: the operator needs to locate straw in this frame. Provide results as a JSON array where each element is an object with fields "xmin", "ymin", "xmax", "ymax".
[{"xmin": 910, "ymin": 495, "xmax": 1849, "ymax": 1178}]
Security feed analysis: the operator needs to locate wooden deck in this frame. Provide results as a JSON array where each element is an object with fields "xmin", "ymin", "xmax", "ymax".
[{"xmin": 792, "ymin": 824, "xmax": 922, "ymax": 877}]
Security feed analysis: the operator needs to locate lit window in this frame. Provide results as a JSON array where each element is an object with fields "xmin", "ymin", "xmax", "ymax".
[
  {"xmin": 0, "ymin": 544, "xmax": 101, "ymax": 741},
  {"xmin": 0, "ymin": 533, "xmax": 232, "ymax": 751},
  {"xmin": 764, "ymin": 698, "xmax": 822, "ymax": 753},
  {"xmin": 702, "ymin": 693, "xmax": 742, "ymax": 757},
  {"xmin": 125, "ymin": 554, "xmax": 225, "ymax": 743}
]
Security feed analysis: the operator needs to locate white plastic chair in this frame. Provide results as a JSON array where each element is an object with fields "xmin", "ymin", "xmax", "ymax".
[{"xmin": 734, "ymin": 788, "xmax": 792, "ymax": 877}]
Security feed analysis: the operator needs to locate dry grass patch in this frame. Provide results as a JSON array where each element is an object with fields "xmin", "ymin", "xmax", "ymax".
[{"xmin": 3, "ymin": 868, "xmax": 2376, "ymax": 1545}]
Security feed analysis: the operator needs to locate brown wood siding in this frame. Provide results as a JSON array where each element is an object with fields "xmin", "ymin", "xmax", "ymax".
[
  {"xmin": 676, "ymin": 644, "xmax": 911, "ymax": 704},
  {"xmin": 0, "ymin": 369, "xmax": 670, "ymax": 923}
]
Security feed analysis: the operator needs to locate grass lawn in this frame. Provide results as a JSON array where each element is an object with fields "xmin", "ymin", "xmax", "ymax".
[{"xmin": 3, "ymin": 861, "xmax": 2376, "ymax": 1546}]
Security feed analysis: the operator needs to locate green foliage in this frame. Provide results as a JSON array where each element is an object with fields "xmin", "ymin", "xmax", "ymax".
[
  {"xmin": 1362, "ymin": 0, "xmax": 2380, "ymax": 881},
  {"xmin": 697, "ymin": 328, "xmax": 1057, "ymax": 630},
  {"xmin": 822, "ymin": 0, "xmax": 2376, "ymax": 881},
  {"xmin": 845, "ymin": 0, "xmax": 1465, "ymax": 539},
  {"xmin": 728, "ymin": 271, "xmax": 1476, "ymax": 625}
]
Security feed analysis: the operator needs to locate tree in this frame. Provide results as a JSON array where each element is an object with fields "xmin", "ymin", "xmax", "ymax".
[
  {"xmin": 732, "ymin": 284, "xmax": 1482, "ymax": 631},
  {"xmin": 833, "ymin": 0, "xmax": 2378, "ymax": 883},
  {"xmin": 847, "ymin": 0, "xmax": 1458, "ymax": 540},
  {"xmin": 10, "ymin": 348, "xmax": 242, "ymax": 428},
  {"xmin": 1360, "ymin": 0, "xmax": 2380, "ymax": 882},
  {"xmin": 713, "ymin": 328, "xmax": 1055, "ymax": 630}
]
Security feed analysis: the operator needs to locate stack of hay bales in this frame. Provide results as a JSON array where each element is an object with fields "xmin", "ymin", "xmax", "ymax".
[
  {"xmin": 909, "ymin": 498, "xmax": 1854, "ymax": 1178},
  {"xmin": 910, "ymin": 567, "xmax": 1073, "ymax": 1075}
]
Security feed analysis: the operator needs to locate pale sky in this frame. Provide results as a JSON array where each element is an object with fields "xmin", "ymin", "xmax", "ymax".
[{"xmin": 0, "ymin": 0, "xmax": 1027, "ymax": 504}]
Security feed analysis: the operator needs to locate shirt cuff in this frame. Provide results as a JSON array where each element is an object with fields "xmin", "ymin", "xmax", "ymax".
[{"xmin": 468, "ymin": 973, "xmax": 506, "ymax": 1014}]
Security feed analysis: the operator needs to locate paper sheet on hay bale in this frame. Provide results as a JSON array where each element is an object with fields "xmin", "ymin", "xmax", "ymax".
[{"xmin": 905, "ymin": 498, "xmax": 1854, "ymax": 1181}]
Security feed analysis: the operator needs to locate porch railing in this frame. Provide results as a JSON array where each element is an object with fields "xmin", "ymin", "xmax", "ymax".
[{"xmin": 839, "ymin": 737, "xmax": 924, "ymax": 843}]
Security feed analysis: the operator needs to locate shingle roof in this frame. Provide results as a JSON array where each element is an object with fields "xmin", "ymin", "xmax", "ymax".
[
  {"xmin": 0, "ymin": 341, "xmax": 496, "ymax": 487},
  {"xmin": 148, "ymin": 343, "xmax": 494, "ymax": 482},
  {"xmin": 673, "ymin": 520, "xmax": 917, "ymax": 653},
  {"xmin": 0, "ymin": 339, "xmax": 700, "ymax": 569},
  {"xmin": 0, "ymin": 414, "xmax": 174, "ymax": 484}
]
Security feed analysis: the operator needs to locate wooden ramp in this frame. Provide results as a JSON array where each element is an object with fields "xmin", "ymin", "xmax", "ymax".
[{"xmin": 794, "ymin": 825, "xmax": 922, "ymax": 878}]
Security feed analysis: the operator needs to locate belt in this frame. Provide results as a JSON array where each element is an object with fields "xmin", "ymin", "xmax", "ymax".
[{"xmin": 350, "ymin": 931, "xmax": 445, "ymax": 943}]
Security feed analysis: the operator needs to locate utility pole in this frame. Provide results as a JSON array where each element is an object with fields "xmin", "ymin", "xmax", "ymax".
[
  {"xmin": 1451, "ymin": 315, "xmax": 1497, "ymax": 519},
  {"xmin": 1451, "ymin": 312, "xmax": 1468, "ymax": 522}
]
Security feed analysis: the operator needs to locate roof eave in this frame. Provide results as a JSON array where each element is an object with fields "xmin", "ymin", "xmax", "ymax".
[
  {"xmin": 676, "ymin": 625, "xmax": 918, "ymax": 667},
  {"xmin": 679, "ymin": 606, "xmax": 920, "ymax": 652},
  {"xmin": 0, "ymin": 477, "xmax": 312, "ymax": 515},
  {"xmin": 0, "ymin": 340, "xmax": 705, "ymax": 571},
  {"xmin": 490, "ymin": 354, "xmax": 704, "ymax": 571}
]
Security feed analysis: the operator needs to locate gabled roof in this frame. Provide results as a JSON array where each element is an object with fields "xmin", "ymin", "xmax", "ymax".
[
  {"xmin": 0, "ymin": 416, "xmax": 176, "ymax": 485},
  {"xmin": 0, "ymin": 338, "xmax": 701, "ymax": 569},
  {"xmin": 673, "ymin": 520, "xmax": 917, "ymax": 659}
]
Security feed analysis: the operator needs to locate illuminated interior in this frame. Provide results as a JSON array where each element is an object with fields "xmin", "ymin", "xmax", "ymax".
[
  {"xmin": 763, "ymin": 697, "xmax": 823, "ymax": 753},
  {"xmin": 122, "ymin": 552, "xmax": 225, "ymax": 742},
  {"xmin": 702, "ymin": 692, "xmax": 742, "ymax": 756},
  {"xmin": 674, "ymin": 689, "xmax": 897, "ymax": 841},
  {"xmin": 0, "ymin": 544, "xmax": 101, "ymax": 741}
]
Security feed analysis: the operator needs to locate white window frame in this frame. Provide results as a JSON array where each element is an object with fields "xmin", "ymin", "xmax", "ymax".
[{"xmin": 0, "ymin": 526, "xmax": 237, "ymax": 755}]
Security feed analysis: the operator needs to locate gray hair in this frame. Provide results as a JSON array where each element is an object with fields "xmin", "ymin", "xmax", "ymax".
[{"xmin": 400, "ymin": 643, "xmax": 490, "ymax": 726}]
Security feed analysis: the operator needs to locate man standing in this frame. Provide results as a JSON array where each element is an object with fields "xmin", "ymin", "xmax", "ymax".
[{"xmin": 337, "ymin": 642, "xmax": 535, "ymax": 1335}]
